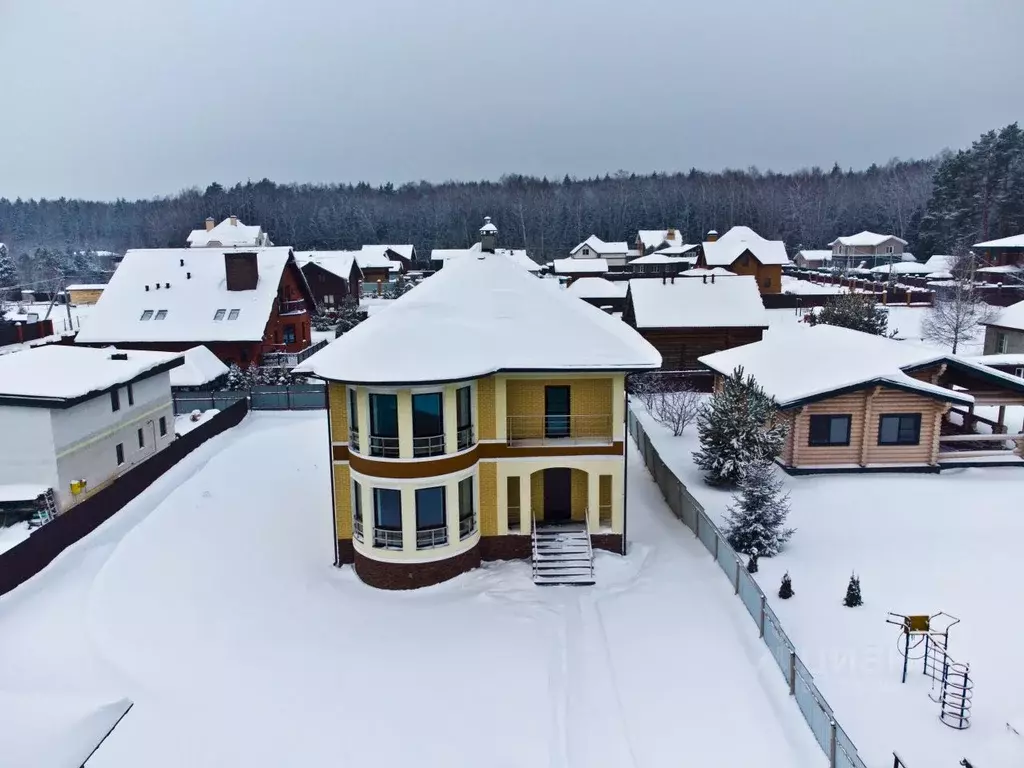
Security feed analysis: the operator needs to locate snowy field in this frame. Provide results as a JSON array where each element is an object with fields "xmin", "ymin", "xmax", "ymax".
[
  {"xmin": 635, "ymin": 406, "xmax": 1024, "ymax": 767},
  {"xmin": 0, "ymin": 412, "xmax": 822, "ymax": 768}
]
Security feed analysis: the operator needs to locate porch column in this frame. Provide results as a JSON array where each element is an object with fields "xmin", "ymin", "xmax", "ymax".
[
  {"xmin": 520, "ymin": 474, "xmax": 532, "ymax": 534},
  {"xmin": 587, "ymin": 471, "xmax": 601, "ymax": 534},
  {"xmin": 967, "ymin": 402, "xmax": 975, "ymax": 432}
]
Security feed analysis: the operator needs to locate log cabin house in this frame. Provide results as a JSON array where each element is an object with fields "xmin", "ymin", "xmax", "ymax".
[
  {"xmin": 699, "ymin": 325, "xmax": 1024, "ymax": 473},
  {"xmin": 623, "ymin": 274, "xmax": 768, "ymax": 382},
  {"xmin": 296, "ymin": 251, "xmax": 363, "ymax": 307},
  {"xmin": 696, "ymin": 226, "xmax": 789, "ymax": 295}
]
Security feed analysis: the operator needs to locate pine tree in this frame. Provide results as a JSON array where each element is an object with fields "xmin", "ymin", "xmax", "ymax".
[
  {"xmin": 0, "ymin": 243, "xmax": 17, "ymax": 301},
  {"xmin": 724, "ymin": 459, "xmax": 794, "ymax": 556},
  {"xmin": 225, "ymin": 363, "xmax": 244, "ymax": 390},
  {"xmin": 693, "ymin": 366, "xmax": 787, "ymax": 487},
  {"xmin": 843, "ymin": 574, "xmax": 863, "ymax": 607},
  {"xmin": 243, "ymin": 362, "xmax": 262, "ymax": 389},
  {"xmin": 778, "ymin": 572, "xmax": 794, "ymax": 599}
]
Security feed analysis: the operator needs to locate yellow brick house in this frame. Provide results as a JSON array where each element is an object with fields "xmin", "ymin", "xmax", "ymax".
[{"xmin": 296, "ymin": 219, "xmax": 661, "ymax": 589}]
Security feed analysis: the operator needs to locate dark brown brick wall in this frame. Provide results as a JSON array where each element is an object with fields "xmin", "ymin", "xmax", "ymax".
[
  {"xmin": 591, "ymin": 533, "xmax": 625, "ymax": 555},
  {"xmin": 478, "ymin": 535, "xmax": 532, "ymax": 561},
  {"xmin": 353, "ymin": 545, "xmax": 481, "ymax": 590},
  {"xmin": 337, "ymin": 539, "xmax": 355, "ymax": 565}
]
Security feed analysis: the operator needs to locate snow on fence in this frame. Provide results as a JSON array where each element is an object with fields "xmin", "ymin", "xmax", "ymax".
[
  {"xmin": 628, "ymin": 408, "xmax": 871, "ymax": 768},
  {"xmin": 172, "ymin": 384, "xmax": 326, "ymax": 415}
]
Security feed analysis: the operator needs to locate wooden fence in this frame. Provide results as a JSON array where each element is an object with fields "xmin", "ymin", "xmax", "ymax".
[{"xmin": 0, "ymin": 399, "xmax": 249, "ymax": 597}]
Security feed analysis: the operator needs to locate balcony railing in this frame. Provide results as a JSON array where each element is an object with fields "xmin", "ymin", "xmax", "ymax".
[
  {"xmin": 456, "ymin": 425, "xmax": 474, "ymax": 451},
  {"xmin": 416, "ymin": 526, "xmax": 448, "ymax": 550},
  {"xmin": 459, "ymin": 515, "xmax": 476, "ymax": 540},
  {"xmin": 353, "ymin": 517, "xmax": 364, "ymax": 542},
  {"xmin": 506, "ymin": 414, "xmax": 613, "ymax": 446},
  {"xmin": 412, "ymin": 434, "xmax": 446, "ymax": 458},
  {"xmin": 373, "ymin": 528, "xmax": 403, "ymax": 550},
  {"xmin": 598, "ymin": 503, "xmax": 613, "ymax": 529},
  {"xmin": 262, "ymin": 338, "xmax": 328, "ymax": 369},
  {"xmin": 348, "ymin": 428, "xmax": 359, "ymax": 450},
  {"xmin": 279, "ymin": 298, "xmax": 306, "ymax": 314},
  {"xmin": 369, "ymin": 435, "xmax": 400, "ymax": 458}
]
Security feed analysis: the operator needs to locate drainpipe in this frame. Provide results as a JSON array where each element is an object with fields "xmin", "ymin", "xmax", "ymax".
[
  {"xmin": 325, "ymin": 382, "xmax": 340, "ymax": 566},
  {"xmin": 621, "ymin": 386, "xmax": 628, "ymax": 555}
]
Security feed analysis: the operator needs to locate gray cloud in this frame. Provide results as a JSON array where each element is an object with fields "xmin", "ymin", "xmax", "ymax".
[{"xmin": 1, "ymin": 0, "xmax": 1022, "ymax": 200}]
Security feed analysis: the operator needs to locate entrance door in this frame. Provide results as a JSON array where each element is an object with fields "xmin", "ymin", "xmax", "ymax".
[
  {"xmin": 544, "ymin": 386, "xmax": 571, "ymax": 439},
  {"xmin": 543, "ymin": 468, "xmax": 572, "ymax": 523}
]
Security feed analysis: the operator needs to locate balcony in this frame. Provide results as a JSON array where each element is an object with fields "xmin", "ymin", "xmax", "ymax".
[
  {"xmin": 506, "ymin": 414, "xmax": 613, "ymax": 447},
  {"xmin": 373, "ymin": 528, "xmax": 403, "ymax": 550},
  {"xmin": 459, "ymin": 515, "xmax": 476, "ymax": 540},
  {"xmin": 456, "ymin": 425, "xmax": 474, "ymax": 451},
  {"xmin": 353, "ymin": 517, "xmax": 364, "ymax": 542},
  {"xmin": 412, "ymin": 434, "xmax": 446, "ymax": 458},
  {"xmin": 416, "ymin": 526, "xmax": 448, "ymax": 550},
  {"xmin": 348, "ymin": 428, "xmax": 359, "ymax": 450},
  {"xmin": 369, "ymin": 435, "xmax": 400, "ymax": 458},
  {"xmin": 279, "ymin": 298, "xmax": 306, "ymax": 315}
]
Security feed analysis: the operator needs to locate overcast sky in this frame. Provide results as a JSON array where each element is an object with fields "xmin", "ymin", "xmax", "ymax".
[{"xmin": 1, "ymin": 0, "xmax": 1022, "ymax": 201}]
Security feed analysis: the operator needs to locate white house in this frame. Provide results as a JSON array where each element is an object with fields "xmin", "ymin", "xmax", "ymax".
[
  {"xmin": 0, "ymin": 346, "xmax": 183, "ymax": 513},
  {"xmin": 187, "ymin": 216, "xmax": 272, "ymax": 248},
  {"xmin": 569, "ymin": 236, "xmax": 630, "ymax": 268},
  {"xmin": 828, "ymin": 231, "xmax": 908, "ymax": 269}
]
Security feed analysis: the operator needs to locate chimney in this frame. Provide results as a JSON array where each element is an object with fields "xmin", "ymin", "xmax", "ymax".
[
  {"xmin": 706, "ymin": 229, "xmax": 719, "ymax": 242},
  {"xmin": 205, "ymin": 217, "xmax": 215, "ymax": 232},
  {"xmin": 225, "ymin": 252, "xmax": 259, "ymax": 291},
  {"xmin": 180, "ymin": 258, "xmax": 185, "ymax": 267},
  {"xmin": 229, "ymin": 214, "xmax": 238, "ymax": 227},
  {"xmin": 155, "ymin": 283, "xmax": 160, "ymax": 290},
  {"xmin": 165, "ymin": 282, "xmax": 170, "ymax": 289},
  {"xmin": 479, "ymin": 216, "xmax": 497, "ymax": 254},
  {"xmin": 703, "ymin": 274, "xmax": 707, "ymax": 284},
  {"xmin": 187, "ymin": 272, "xmax": 192, "ymax": 279},
  {"xmin": 666, "ymin": 227, "xmax": 676, "ymax": 241},
  {"xmin": 145, "ymin": 285, "xmax": 150, "ymax": 291}
]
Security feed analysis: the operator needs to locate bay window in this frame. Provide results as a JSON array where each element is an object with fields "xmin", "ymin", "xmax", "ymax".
[
  {"xmin": 412, "ymin": 392, "xmax": 444, "ymax": 457},
  {"xmin": 369, "ymin": 393, "xmax": 399, "ymax": 457},
  {"xmin": 415, "ymin": 486, "xmax": 447, "ymax": 549},
  {"xmin": 372, "ymin": 487, "xmax": 402, "ymax": 549}
]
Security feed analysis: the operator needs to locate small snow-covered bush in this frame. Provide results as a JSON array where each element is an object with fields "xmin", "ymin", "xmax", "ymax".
[{"xmin": 650, "ymin": 387, "xmax": 702, "ymax": 436}]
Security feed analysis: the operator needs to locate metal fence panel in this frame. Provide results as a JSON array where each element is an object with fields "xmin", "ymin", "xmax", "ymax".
[
  {"xmin": 250, "ymin": 387, "xmax": 289, "ymax": 410},
  {"xmin": 794, "ymin": 676, "xmax": 833, "ymax": 752},
  {"xmin": 737, "ymin": 569, "xmax": 763, "ymax": 623},
  {"xmin": 716, "ymin": 536, "xmax": 736, "ymax": 578},
  {"xmin": 287, "ymin": 385, "xmax": 328, "ymax": 410},
  {"xmin": 763, "ymin": 614, "xmax": 791, "ymax": 678},
  {"xmin": 213, "ymin": 392, "xmax": 247, "ymax": 411},
  {"xmin": 835, "ymin": 723, "xmax": 867, "ymax": 768},
  {"xmin": 696, "ymin": 511, "xmax": 718, "ymax": 555}
]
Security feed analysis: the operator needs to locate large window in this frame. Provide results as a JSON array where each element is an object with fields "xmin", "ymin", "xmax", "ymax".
[
  {"xmin": 456, "ymin": 386, "xmax": 473, "ymax": 450},
  {"xmin": 997, "ymin": 332, "xmax": 1009, "ymax": 354},
  {"xmin": 373, "ymin": 487, "xmax": 402, "ymax": 549},
  {"xmin": 348, "ymin": 388, "xmax": 359, "ymax": 448},
  {"xmin": 459, "ymin": 477, "xmax": 475, "ymax": 539},
  {"xmin": 369, "ymin": 393, "xmax": 399, "ymax": 457},
  {"xmin": 110, "ymin": 389, "xmax": 120, "ymax": 412},
  {"xmin": 415, "ymin": 486, "xmax": 447, "ymax": 549},
  {"xmin": 808, "ymin": 414, "xmax": 852, "ymax": 446},
  {"xmin": 283, "ymin": 324, "xmax": 296, "ymax": 344},
  {"xmin": 544, "ymin": 385, "xmax": 571, "ymax": 438},
  {"xmin": 412, "ymin": 392, "xmax": 444, "ymax": 457},
  {"xmin": 353, "ymin": 481, "xmax": 363, "ymax": 541},
  {"xmin": 506, "ymin": 476, "xmax": 521, "ymax": 530},
  {"xmin": 878, "ymin": 414, "xmax": 921, "ymax": 446}
]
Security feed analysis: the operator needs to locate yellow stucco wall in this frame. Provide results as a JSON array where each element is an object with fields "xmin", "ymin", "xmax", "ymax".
[
  {"xmin": 328, "ymin": 383, "xmax": 349, "ymax": 438},
  {"xmin": 334, "ymin": 464, "xmax": 352, "ymax": 539},
  {"xmin": 477, "ymin": 376, "xmax": 496, "ymax": 440},
  {"xmin": 505, "ymin": 377, "xmax": 613, "ymax": 438},
  {"xmin": 570, "ymin": 468, "xmax": 587, "ymax": 521},
  {"xmin": 479, "ymin": 462, "xmax": 498, "ymax": 535},
  {"xmin": 531, "ymin": 470, "xmax": 544, "ymax": 521}
]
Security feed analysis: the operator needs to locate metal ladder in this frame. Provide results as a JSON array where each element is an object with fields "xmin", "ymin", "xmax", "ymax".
[{"xmin": 29, "ymin": 488, "xmax": 58, "ymax": 527}]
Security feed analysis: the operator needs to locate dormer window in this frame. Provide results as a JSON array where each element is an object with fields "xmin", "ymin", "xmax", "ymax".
[
  {"xmin": 214, "ymin": 309, "xmax": 226, "ymax": 321},
  {"xmin": 154, "ymin": 310, "xmax": 168, "ymax": 320},
  {"xmin": 140, "ymin": 310, "xmax": 153, "ymax": 321},
  {"xmin": 228, "ymin": 309, "xmax": 240, "ymax": 320}
]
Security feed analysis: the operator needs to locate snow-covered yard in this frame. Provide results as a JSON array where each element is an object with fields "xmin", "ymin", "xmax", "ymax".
[
  {"xmin": 635, "ymin": 405, "xmax": 1024, "ymax": 767},
  {"xmin": 0, "ymin": 521, "xmax": 32, "ymax": 554},
  {"xmin": 0, "ymin": 412, "xmax": 821, "ymax": 768},
  {"xmin": 174, "ymin": 408, "xmax": 220, "ymax": 436}
]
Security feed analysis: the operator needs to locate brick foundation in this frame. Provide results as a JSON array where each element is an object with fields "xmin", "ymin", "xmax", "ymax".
[
  {"xmin": 337, "ymin": 538, "xmax": 355, "ymax": 565},
  {"xmin": 478, "ymin": 535, "xmax": 532, "ymax": 561},
  {"xmin": 353, "ymin": 545, "xmax": 481, "ymax": 590},
  {"xmin": 590, "ymin": 533, "xmax": 625, "ymax": 555}
]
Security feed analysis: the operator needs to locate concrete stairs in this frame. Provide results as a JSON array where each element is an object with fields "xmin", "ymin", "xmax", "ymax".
[{"xmin": 532, "ymin": 522, "xmax": 595, "ymax": 586}]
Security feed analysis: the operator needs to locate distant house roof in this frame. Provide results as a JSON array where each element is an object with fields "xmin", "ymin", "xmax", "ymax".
[
  {"xmin": 637, "ymin": 229, "xmax": 683, "ymax": 250},
  {"xmin": 570, "ymin": 235, "xmax": 629, "ymax": 257},
  {"xmin": 431, "ymin": 244, "xmax": 539, "ymax": 272},
  {"xmin": 295, "ymin": 251, "xmax": 361, "ymax": 281},
  {"xmin": 795, "ymin": 250, "xmax": 833, "ymax": 265},
  {"xmin": 75, "ymin": 247, "xmax": 302, "ymax": 344},
  {"xmin": 296, "ymin": 251, "xmax": 660, "ymax": 384},
  {"xmin": 869, "ymin": 262, "xmax": 934, "ymax": 276},
  {"xmin": 828, "ymin": 231, "xmax": 908, "ymax": 248},
  {"xmin": 354, "ymin": 247, "xmax": 394, "ymax": 271},
  {"xmin": 170, "ymin": 345, "xmax": 230, "ymax": 387},
  {"xmin": 976, "ymin": 265, "xmax": 1023, "ymax": 275},
  {"xmin": 65, "ymin": 284, "xmax": 108, "ymax": 291},
  {"xmin": 627, "ymin": 275, "xmax": 768, "ymax": 330},
  {"xmin": 629, "ymin": 253, "xmax": 696, "ymax": 266},
  {"xmin": 0, "ymin": 346, "xmax": 181, "ymax": 406},
  {"xmin": 683, "ymin": 267, "xmax": 738, "ymax": 278},
  {"xmin": 974, "ymin": 234, "xmax": 1024, "ymax": 249},
  {"xmin": 924, "ymin": 254, "xmax": 956, "ymax": 273},
  {"xmin": 552, "ymin": 257, "xmax": 609, "ymax": 275},
  {"xmin": 697, "ymin": 325, "xmax": 1024, "ymax": 407},
  {"xmin": 703, "ymin": 226, "xmax": 789, "ymax": 266},
  {"xmin": 364, "ymin": 244, "xmax": 415, "ymax": 262},
  {"xmin": 653, "ymin": 244, "xmax": 700, "ymax": 256},
  {"xmin": 187, "ymin": 217, "xmax": 270, "ymax": 248},
  {"xmin": 566, "ymin": 277, "xmax": 628, "ymax": 300},
  {"xmin": 987, "ymin": 299, "xmax": 1024, "ymax": 332},
  {"xmin": 965, "ymin": 353, "xmax": 1024, "ymax": 367}
]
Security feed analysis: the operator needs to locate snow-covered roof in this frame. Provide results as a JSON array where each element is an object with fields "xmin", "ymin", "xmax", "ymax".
[
  {"xmin": 900, "ymin": 252, "xmax": 918, "ymax": 262},
  {"xmin": 570, "ymin": 235, "xmax": 629, "ymax": 256},
  {"xmin": 828, "ymin": 231, "xmax": 909, "ymax": 247},
  {"xmin": 187, "ymin": 217, "xmax": 269, "ymax": 248},
  {"xmin": 654, "ymin": 244, "xmax": 700, "ymax": 256},
  {"xmin": 924, "ymin": 254, "xmax": 956, "ymax": 273},
  {"xmin": 552, "ymin": 257, "xmax": 609, "ymax": 275},
  {"xmin": 683, "ymin": 267, "xmax": 737, "ymax": 277},
  {"xmin": 75, "ymin": 247, "xmax": 298, "ymax": 344},
  {"xmin": 431, "ymin": 245, "xmax": 538, "ymax": 272},
  {"xmin": 170, "ymin": 345, "xmax": 229, "ymax": 387},
  {"xmin": 362, "ymin": 244, "xmax": 414, "ymax": 262},
  {"xmin": 627, "ymin": 275, "xmax": 768, "ymax": 330},
  {"xmin": 566, "ymin": 277, "xmax": 628, "ymax": 300},
  {"xmin": 926, "ymin": 271, "xmax": 954, "ymax": 280},
  {"xmin": 965, "ymin": 353, "xmax": 1024, "ymax": 367},
  {"xmin": 869, "ymin": 262, "xmax": 934, "ymax": 276},
  {"xmin": 795, "ymin": 250, "xmax": 833, "ymax": 265},
  {"xmin": 976, "ymin": 264, "xmax": 1023, "ymax": 274},
  {"xmin": 988, "ymin": 300, "xmax": 1024, "ymax": 331},
  {"xmin": 296, "ymin": 251, "xmax": 660, "ymax": 383},
  {"xmin": 354, "ymin": 247, "xmax": 393, "ymax": 270},
  {"xmin": 0, "ymin": 346, "xmax": 181, "ymax": 403},
  {"xmin": 974, "ymin": 234, "xmax": 1024, "ymax": 249},
  {"xmin": 637, "ymin": 229, "xmax": 682, "ymax": 250},
  {"xmin": 479, "ymin": 217, "xmax": 498, "ymax": 234},
  {"xmin": 629, "ymin": 253, "xmax": 695, "ymax": 266},
  {"xmin": 65, "ymin": 284, "xmax": 107, "ymax": 291},
  {"xmin": 296, "ymin": 251, "xmax": 360, "ymax": 281},
  {"xmin": 699, "ymin": 325, "xmax": 978, "ymax": 407},
  {"xmin": 702, "ymin": 226, "xmax": 789, "ymax": 266}
]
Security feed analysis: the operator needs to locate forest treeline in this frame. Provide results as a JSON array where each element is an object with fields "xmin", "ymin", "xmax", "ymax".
[{"xmin": 1, "ymin": 123, "xmax": 1022, "ymax": 287}]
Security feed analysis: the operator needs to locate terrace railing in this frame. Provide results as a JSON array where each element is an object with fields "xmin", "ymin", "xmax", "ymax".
[
  {"xmin": 369, "ymin": 435, "xmax": 400, "ymax": 459},
  {"xmin": 416, "ymin": 526, "xmax": 448, "ymax": 550},
  {"xmin": 506, "ymin": 414, "xmax": 613, "ymax": 446},
  {"xmin": 412, "ymin": 434, "xmax": 446, "ymax": 458},
  {"xmin": 373, "ymin": 528, "xmax": 402, "ymax": 550},
  {"xmin": 456, "ymin": 425, "xmax": 474, "ymax": 451}
]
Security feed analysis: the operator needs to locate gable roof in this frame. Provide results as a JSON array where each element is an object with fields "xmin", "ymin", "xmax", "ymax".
[
  {"xmin": 566, "ymin": 277, "xmax": 628, "ymax": 300},
  {"xmin": 987, "ymin": 299, "xmax": 1024, "ymax": 332},
  {"xmin": 924, "ymin": 254, "xmax": 956, "ymax": 272},
  {"xmin": 699, "ymin": 325, "xmax": 986, "ymax": 407},
  {"xmin": 629, "ymin": 253, "xmax": 695, "ymax": 266},
  {"xmin": 296, "ymin": 251, "xmax": 361, "ymax": 281},
  {"xmin": 570, "ymin": 235, "xmax": 629, "ymax": 256},
  {"xmin": 552, "ymin": 257, "xmax": 609, "ymax": 275},
  {"xmin": 75, "ymin": 247, "xmax": 298, "ymax": 344},
  {"xmin": 170, "ymin": 345, "xmax": 230, "ymax": 387},
  {"xmin": 296, "ymin": 252, "xmax": 660, "ymax": 384},
  {"xmin": 354, "ymin": 247, "xmax": 394, "ymax": 271},
  {"xmin": 828, "ymin": 231, "xmax": 908, "ymax": 247},
  {"xmin": 684, "ymin": 267, "xmax": 737, "ymax": 277},
  {"xmin": 703, "ymin": 226, "xmax": 789, "ymax": 266},
  {"xmin": 637, "ymin": 229, "xmax": 682, "ymax": 250},
  {"xmin": 187, "ymin": 218, "xmax": 269, "ymax": 248},
  {"xmin": 363, "ymin": 244, "xmax": 414, "ymax": 262},
  {"xmin": 627, "ymin": 275, "xmax": 768, "ymax": 329},
  {"xmin": 654, "ymin": 244, "xmax": 699, "ymax": 256},
  {"xmin": 974, "ymin": 234, "xmax": 1024, "ymax": 249},
  {"xmin": 869, "ymin": 261, "xmax": 934, "ymax": 276},
  {"xmin": 795, "ymin": 249, "xmax": 832, "ymax": 264},
  {"xmin": 0, "ymin": 346, "xmax": 181, "ymax": 406}
]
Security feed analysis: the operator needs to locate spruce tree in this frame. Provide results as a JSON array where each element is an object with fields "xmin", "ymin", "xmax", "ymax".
[
  {"xmin": 808, "ymin": 294, "xmax": 894, "ymax": 337},
  {"xmin": 0, "ymin": 243, "xmax": 17, "ymax": 301},
  {"xmin": 778, "ymin": 572, "xmax": 794, "ymax": 599},
  {"xmin": 724, "ymin": 459, "xmax": 794, "ymax": 556},
  {"xmin": 693, "ymin": 366, "xmax": 787, "ymax": 487},
  {"xmin": 843, "ymin": 574, "xmax": 863, "ymax": 607},
  {"xmin": 225, "ymin": 363, "xmax": 244, "ymax": 390}
]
